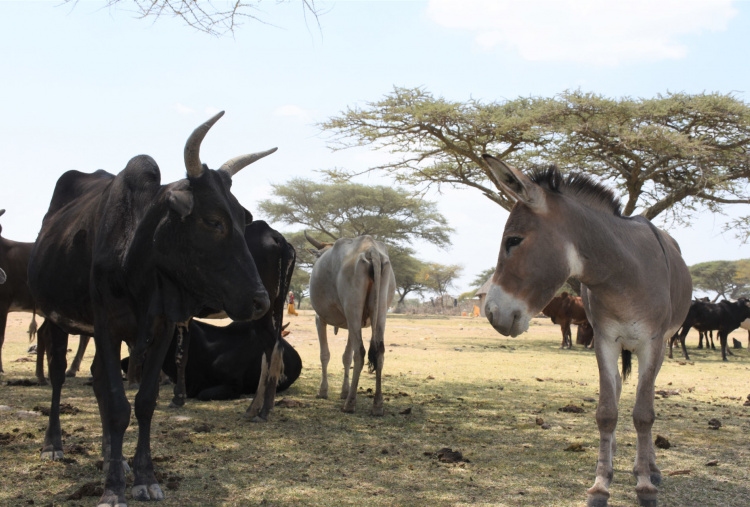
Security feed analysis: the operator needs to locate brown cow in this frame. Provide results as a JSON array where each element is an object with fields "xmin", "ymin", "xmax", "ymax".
[{"xmin": 542, "ymin": 291, "xmax": 593, "ymax": 349}]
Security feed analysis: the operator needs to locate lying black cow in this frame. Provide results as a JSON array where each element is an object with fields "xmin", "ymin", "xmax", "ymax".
[
  {"xmin": 27, "ymin": 111, "xmax": 274, "ymax": 507},
  {"xmin": 670, "ymin": 298, "xmax": 750, "ymax": 361},
  {"xmin": 125, "ymin": 322, "xmax": 302, "ymax": 401},
  {"xmin": 170, "ymin": 220, "xmax": 297, "ymax": 422}
]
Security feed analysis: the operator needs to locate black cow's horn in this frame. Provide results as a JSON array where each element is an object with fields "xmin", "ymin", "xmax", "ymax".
[
  {"xmin": 219, "ymin": 147, "xmax": 278, "ymax": 177},
  {"xmin": 184, "ymin": 111, "xmax": 225, "ymax": 178},
  {"xmin": 304, "ymin": 231, "xmax": 325, "ymax": 249}
]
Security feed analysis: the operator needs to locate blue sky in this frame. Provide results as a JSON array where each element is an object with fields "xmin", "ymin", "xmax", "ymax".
[{"xmin": 0, "ymin": 0, "xmax": 748, "ymax": 294}]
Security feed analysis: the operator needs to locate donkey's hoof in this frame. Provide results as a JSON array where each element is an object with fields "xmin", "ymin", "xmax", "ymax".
[
  {"xmin": 168, "ymin": 398, "xmax": 184, "ymax": 409},
  {"xmin": 650, "ymin": 473, "xmax": 662, "ymax": 486},
  {"xmin": 132, "ymin": 483, "xmax": 164, "ymax": 501},
  {"xmin": 341, "ymin": 403, "xmax": 355, "ymax": 413},
  {"xmin": 371, "ymin": 406, "xmax": 384, "ymax": 417},
  {"xmin": 637, "ymin": 496, "xmax": 658, "ymax": 507},
  {"xmin": 587, "ymin": 495, "xmax": 609, "ymax": 507}
]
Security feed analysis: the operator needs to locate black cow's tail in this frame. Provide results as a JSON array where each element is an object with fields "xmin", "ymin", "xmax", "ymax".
[
  {"xmin": 28, "ymin": 309, "xmax": 38, "ymax": 342},
  {"xmin": 367, "ymin": 247, "xmax": 385, "ymax": 373},
  {"xmin": 621, "ymin": 350, "xmax": 632, "ymax": 382}
]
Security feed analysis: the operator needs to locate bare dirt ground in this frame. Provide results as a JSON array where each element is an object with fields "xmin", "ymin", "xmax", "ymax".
[{"xmin": 1, "ymin": 310, "xmax": 749, "ymax": 506}]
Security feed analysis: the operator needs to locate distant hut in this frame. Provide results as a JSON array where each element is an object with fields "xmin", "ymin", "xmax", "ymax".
[{"xmin": 474, "ymin": 277, "xmax": 493, "ymax": 317}]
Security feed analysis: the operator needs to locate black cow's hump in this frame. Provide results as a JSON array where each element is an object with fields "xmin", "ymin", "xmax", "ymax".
[{"xmin": 47, "ymin": 169, "xmax": 114, "ymax": 217}]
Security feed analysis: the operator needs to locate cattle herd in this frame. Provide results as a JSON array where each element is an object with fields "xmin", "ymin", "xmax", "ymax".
[{"xmin": 0, "ymin": 114, "xmax": 749, "ymax": 507}]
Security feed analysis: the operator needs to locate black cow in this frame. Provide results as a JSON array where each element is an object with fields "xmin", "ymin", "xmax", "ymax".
[
  {"xmin": 0, "ymin": 209, "xmax": 37, "ymax": 373},
  {"xmin": 27, "ymin": 111, "xmax": 274, "ymax": 507},
  {"xmin": 157, "ymin": 321, "xmax": 301, "ymax": 401},
  {"xmin": 170, "ymin": 220, "xmax": 297, "ymax": 423},
  {"xmin": 669, "ymin": 298, "xmax": 750, "ymax": 361}
]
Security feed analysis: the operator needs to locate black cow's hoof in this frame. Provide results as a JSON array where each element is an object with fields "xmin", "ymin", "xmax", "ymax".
[{"xmin": 132, "ymin": 484, "xmax": 164, "ymax": 501}]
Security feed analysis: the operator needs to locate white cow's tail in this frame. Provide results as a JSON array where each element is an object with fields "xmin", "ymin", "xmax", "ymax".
[{"xmin": 366, "ymin": 247, "xmax": 386, "ymax": 373}]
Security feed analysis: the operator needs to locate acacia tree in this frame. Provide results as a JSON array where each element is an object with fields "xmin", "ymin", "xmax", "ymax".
[
  {"xmin": 690, "ymin": 260, "xmax": 750, "ymax": 301},
  {"xmin": 320, "ymin": 87, "xmax": 750, "ymax": 239},
  {"xmin": 66, "ymin": 0, "xmax": 321, "ymax": 36},
  {"xmin": 260, "ymin": 180, "xmax": 452, "ymax": 307},
  {"xmin": 259, "ymin": 179, "xmax": 452, "ymax": 246},
  {"xmin": 419, "ymin": 263, "xmax": 463, "ymax": 308}
]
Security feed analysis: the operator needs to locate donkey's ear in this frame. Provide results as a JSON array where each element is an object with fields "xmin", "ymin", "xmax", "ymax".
[{"xmin": 482, "ymin": 154, "xmax": 546, "ymax": 209}]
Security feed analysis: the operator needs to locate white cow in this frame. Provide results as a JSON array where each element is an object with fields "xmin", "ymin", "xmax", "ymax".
[{"xmin": 306, "ymin": 233, "xmax": 396, "ymax": 416}]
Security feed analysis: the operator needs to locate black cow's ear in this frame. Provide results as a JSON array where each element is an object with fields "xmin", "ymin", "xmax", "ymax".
[{"xmin": 168, "ymin": 188, "xmax": 194, "ymax": 219}]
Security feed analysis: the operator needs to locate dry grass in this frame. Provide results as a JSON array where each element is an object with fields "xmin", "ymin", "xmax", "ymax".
[{"xmin": 1, "ymin": 310, "xmax": 749, "ymax": 507}]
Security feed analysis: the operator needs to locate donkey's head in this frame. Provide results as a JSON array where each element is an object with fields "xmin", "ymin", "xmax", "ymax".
[{"xmin": 482, "ymin": 155, "xmax": 584, "ymax": 337}]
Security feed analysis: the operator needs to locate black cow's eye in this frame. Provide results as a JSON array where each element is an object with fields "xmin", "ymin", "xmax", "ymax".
[
  {"xmin": 205, "ymin": 219, "xmax": 225, "ymax": 232},
  {"xmin": 505, "ymin": 236, "xmax": 523, "ymax": 254}
]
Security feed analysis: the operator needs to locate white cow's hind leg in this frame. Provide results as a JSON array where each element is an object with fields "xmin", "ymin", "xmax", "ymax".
[
  {"xmin": 316, "ymin": 316, "xmax": 330, "ymax": 399},
  {"xmin": 342, "ymin": 326, "xmax": 364, "ymax": 413},
  {"xmin": 340, "ymin": 337, "xmax": 353, "ymax": 400}
]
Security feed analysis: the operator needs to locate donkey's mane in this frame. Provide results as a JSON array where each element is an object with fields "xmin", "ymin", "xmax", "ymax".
[{"xmin": 529, "ymin": 165, "xmax": 622, "ymax": 216}]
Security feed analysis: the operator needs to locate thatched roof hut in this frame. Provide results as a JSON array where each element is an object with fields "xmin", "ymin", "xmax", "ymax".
[{"xmin": 474, "ymin": 277, "xmax": 493, "ymax": 317}]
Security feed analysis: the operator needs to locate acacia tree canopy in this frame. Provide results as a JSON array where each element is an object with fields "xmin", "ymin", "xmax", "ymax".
[
  {"xmin": 690, "ymin": 259, "xmax": 750, "ymax": 301},
  {"xmin": 67, "ymin": 0, "xmax": 321, "ymax": 36},
  {"xmin": 258, "ymin": 178, "xmax": 452, "ymax": 247},
  {"xmin": 320, "ymin": 87, "xmax": 750, "ymax": 239},
  {"xmin": 262, "ymin": 180, "xmax": 453, "ymax": 306}
]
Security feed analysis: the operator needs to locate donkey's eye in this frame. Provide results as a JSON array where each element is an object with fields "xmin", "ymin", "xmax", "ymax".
[{"xmin": 505, "ymin": 236, "xmax": 523, "ymax": 254}]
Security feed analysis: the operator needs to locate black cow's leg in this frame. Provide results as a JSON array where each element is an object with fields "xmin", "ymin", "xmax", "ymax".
[
  {"xmin": 170, "ymin": 325, "xmax": 189, "ymax": 408},
  {"xmin": 720, "ymin": 331, "xmax": 728, "ymax": 361},
  {"xmin": 40, "ymin": 321, "xmax": 67, "ymax": 460},
  {"xmin": 678, "ymin": 326, "xmax": 690, "ymax": 361},
  {"xmin": 131, "ymin": 319, "xmax": 174, "ymax": 502},
  {"xmin": 35, "ymin": 323, "xmax": 50, "ymax": 385},
  {"xmin": 92, "ymin": 325, "xmax": 132, "ymax": 507},
  {"xmin": 0, "ymin": 308, "xmax": 7, "ymax": 373},
  {"xmin": 66, "ymin": 334, "xmax": 91, "ymax": 377}
]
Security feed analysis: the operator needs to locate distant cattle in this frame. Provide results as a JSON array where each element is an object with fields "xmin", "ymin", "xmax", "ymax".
[
  {"xmin": 27, "ymin": 111, "xmax": 274, "ymax": 506},
  {"xmin": 307, "ymin": 233, "xmax": 396, "ymax": 416},
  {"xmin": 1, "ymin": 209, "xmax": 92, "ymax": 382},
  {"xmin": 541, "ymin": 291, "xmax": 592, "ymax": 348},
  {"xmin": 0, "ymin": 209, "xmax": 36, "ymax": 373},
  {"xmin": 670, "ymin": 298, "xmax": 750, "ymax": 361},
  {"xmin": 170, "ymin": 220, "xmax": 297, "ymax": 423}
]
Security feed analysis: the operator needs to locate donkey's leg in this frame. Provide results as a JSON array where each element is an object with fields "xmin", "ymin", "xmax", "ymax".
[
  {"xmin": 632, "ymin": 341, "xmax": 664, "ymax": 507},
  {"xmin": 315, "ymin": 316, "xmax": 330, "ymax": 399},
  {"xmin": 587, "ymin": 340, "xmax": 621, "ymax": 507}
]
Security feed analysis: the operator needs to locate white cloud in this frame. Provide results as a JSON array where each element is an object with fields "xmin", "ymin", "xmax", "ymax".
[
  {"xmin": 172, "ymin": 103, "xmax": 195, "ymax": 114},
  {"xmin": 204, "ymin": 106, "xmax": 222, "ymax": 117},
  {"xmin": 427, "ymin": 0, "xmax": 738, "ymax": 65},
  {"xmin": 273, "ymin": 104, "xmax": 313, "ymax": 123}
]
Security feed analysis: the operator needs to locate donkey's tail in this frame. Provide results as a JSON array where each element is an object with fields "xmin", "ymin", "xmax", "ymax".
[{"xmin": 621, "ymin": 350, "xmax": 632, "ymax": 382}]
